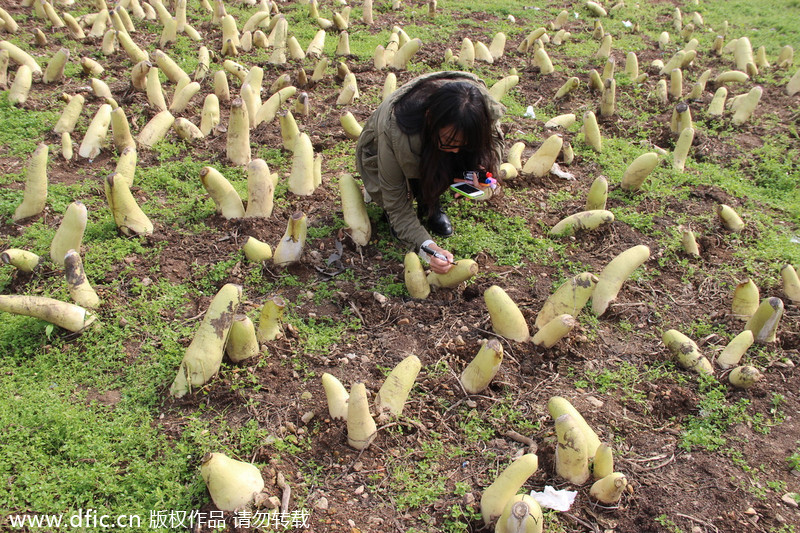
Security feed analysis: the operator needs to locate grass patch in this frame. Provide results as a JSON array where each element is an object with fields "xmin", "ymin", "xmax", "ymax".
[
  {"xmin": 1, "ymin": 0, "xmax": 800, "ymax": 530},
  {"xmin": 0, "ymin": 94, "xmax": 59, "ymax": 157},
  {"xmin": 447, "ymin": 197, "xmax": 566, "ymax": 266},
  {"xmin": 679, "ymin": 374, "xmax": 752, "ymax": 452},
  {"xmin": 575, "ymin": 361, "xmax": 688, "ymax": 406}
]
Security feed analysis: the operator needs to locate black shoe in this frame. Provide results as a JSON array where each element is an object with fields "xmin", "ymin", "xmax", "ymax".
[{"xmin": 427, "ymin": 206, "xmax": 453, "ymax": 237}]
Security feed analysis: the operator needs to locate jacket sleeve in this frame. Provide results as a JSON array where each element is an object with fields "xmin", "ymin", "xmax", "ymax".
[
  {"xmin": 375, "ymin": 126, "xmax": 432, "ymax": 249},
  {"xmin": 491, "ymin": 120, "xmax": 505, "ymax": 171},
  {"xmin": 482, "ymin": 86, "xmax": 506, "ymax": 171}
]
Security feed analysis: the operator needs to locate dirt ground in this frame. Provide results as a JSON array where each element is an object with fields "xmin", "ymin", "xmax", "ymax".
[{"xmin": 2, "ymin": 0, "xmax": 800, "ymax": 532}]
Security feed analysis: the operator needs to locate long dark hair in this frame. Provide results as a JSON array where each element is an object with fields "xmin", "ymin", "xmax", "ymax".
[{"xmin": 394, "ymin": 80, "xmax": 497, "ymax": 214}]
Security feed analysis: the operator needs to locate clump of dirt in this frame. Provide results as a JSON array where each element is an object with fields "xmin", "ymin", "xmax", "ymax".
[{"xmin": 2, "ymin": 2, "xmax": 800, "ymax": 533}]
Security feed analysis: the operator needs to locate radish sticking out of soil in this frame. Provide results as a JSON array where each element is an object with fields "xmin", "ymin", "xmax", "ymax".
[{"xmin": 200, "ymin": 452, "xmax": 264, "ymax": 511}]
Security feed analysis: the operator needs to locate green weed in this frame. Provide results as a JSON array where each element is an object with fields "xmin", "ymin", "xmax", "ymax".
[
  {"xmin": 655, "ymin": 514, "xmax": 686, "ymax": 533},
  {"xmin": 1, "ymin": 0, "xmax": 800, "ymax": 530},
  {"xmin": 679, "ymin": 374, "xmax": 750, "ymax": 452},
  {"xmin": 458, "ymin": 408, "xmax": 496, "ymax": 443},
  {"xmin": 575, "ymin": 361, "xmax": 686, "ymax": 407},
  {"xmin": 287, "ymin": 313, "xmax": 361, "ymax": 354},
  {"xmin": 786, "ymin": 443, "xmax": 800, "ymax": 472},
  {"xmin": 374, "ymin": 274, "xmax": 407, "ymax": 297},
  {"xmin": 447, "ymin": 200, "xmax": 565, "ymax": 266},
  {"xmin": 0, "ymin": 93, "xmax": 58, "ymax": 156}
]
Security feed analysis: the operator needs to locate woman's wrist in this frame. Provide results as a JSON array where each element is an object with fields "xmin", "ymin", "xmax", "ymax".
[{"xmin": 419, "ymin": 239, "xmax": 437, "ymax": 263}]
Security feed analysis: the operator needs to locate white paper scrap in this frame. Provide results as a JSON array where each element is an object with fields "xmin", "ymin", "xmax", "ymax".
[
  {"xmin": 550, "ymin": 162, "xmax": 575, "ymax": 180},
  {"xmin": 530, "ymin": 485, "xmax": 578, "ymax": 511}
]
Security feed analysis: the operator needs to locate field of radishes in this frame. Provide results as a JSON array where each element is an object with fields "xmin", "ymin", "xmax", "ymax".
[{"xmin": 1, "ymin": 0, "xmax": 800, "ymax": 531}]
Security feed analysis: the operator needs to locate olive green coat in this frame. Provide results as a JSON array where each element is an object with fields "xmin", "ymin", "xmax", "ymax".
[{"xmin": 355, "ymin": 71, "xmax": 505, "ymax": 249}]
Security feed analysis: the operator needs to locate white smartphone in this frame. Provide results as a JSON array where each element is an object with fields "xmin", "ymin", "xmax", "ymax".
[{"xmin": 450, "ymin": 181, "xmax": 486, "ymax": 199}]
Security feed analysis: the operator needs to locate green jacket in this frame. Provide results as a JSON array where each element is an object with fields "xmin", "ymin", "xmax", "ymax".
[{"xmin": 355, "ymin": 71, "xmax": 505, "ymax": 249}]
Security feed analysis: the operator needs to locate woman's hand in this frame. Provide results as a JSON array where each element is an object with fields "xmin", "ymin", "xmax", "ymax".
[
  {"xmin": 427, "ymin": 242, "xmax": 454, "ymax": 274},
  {"xmin": 452, "ymin": 170, "xmax": 497, "ymax": 200}
]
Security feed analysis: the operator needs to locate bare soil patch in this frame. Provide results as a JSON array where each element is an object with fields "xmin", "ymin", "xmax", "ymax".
[{"xmin": 3, "ymin": 3, "xmax": 800, "ymax": 533}]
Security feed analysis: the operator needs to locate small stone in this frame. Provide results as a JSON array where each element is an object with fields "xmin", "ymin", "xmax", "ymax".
[
  {"xmin": 348, "ymin": 519, "xmax": 356, "ymax": 527},
  {"xmin": 353, "ymin": 460, "xmax": 364, "ymax": 471},
  {"xmin": 744, "ymin": 507, "xmax": 757, "ymax": 516},
  {"xmin": 301, "ymin": 391, "xmax": 312, "ymax": 400},
  {"xmin": 586, "ymin": 396, "xmax": 604, "ymax": 408},
  {"xmin": 373, "ymin": 292, "xmax": 388, "ymax": 305},
  {"xmin": 265, "ymin": 496, "xmax": 281, "ymax": 509},
  {"xmin": 314, "ymin": 497, "xmax": 329, "ymax": 510},
  {"xmin": 301, "ymin": 411, "xmax": 315, "ymax": 424},
  {"xmin": 253, "ymin": 493, "xmax": 269, "ymax": 508},
  {"xmin": 465, "ymin": 399, "xmax": 477, "ymax": 408},
  {"xmin": 463, "ymin": 493, "xmax": 475, "ymax": 506},
  {"xmin": 354, "ymin": 485, "xmax": 365, "ymax": 495},
  {"xmin": 781, "ymin": 493, "xmax": 799, "ymax": 507},
  {"xmin": 460, "ymin": 325, "xmax": 469, "ymax": 332},
  {"xmin": 397, "ymin": 318, "xmax": 410, "ymax": 325},
  {"xmin": 454, "ymin": 335, "xmax": 465, "ymax": 346},
  {"xmin": 141, "ymin": 277, "xmax": 152, "ymax": 286}
]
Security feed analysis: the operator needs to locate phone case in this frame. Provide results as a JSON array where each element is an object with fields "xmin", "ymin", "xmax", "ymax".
[{"xmin": 450, "ymin": 182, "xmax": 486, "ymax": 199}]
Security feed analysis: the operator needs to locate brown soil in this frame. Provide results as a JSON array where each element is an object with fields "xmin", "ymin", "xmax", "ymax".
[{"xmin": 2, "ymin": 1, "xmax": 800, "ymax": 532}]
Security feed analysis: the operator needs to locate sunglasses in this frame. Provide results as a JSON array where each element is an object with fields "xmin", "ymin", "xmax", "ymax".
[
  {"xmin": 438, "ymin": 134, "xmax": 467, "ymax": 150},
  {"xmin": 438, "ymin": 141, "xmax": 468, "ymax": 150}
]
